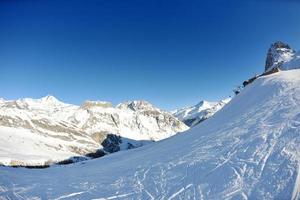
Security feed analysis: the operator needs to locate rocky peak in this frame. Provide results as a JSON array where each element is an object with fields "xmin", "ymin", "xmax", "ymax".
[
  {"xmin": 265, "ymin": 41, "xmax": 295, "ymax": 72},
  {"xmin": 271, "ymin": 41, "xmax": 291, "ymax": 49},
  {"xmin": 117, "ymin": 100, "xmax": 158, "ymax": 112}
]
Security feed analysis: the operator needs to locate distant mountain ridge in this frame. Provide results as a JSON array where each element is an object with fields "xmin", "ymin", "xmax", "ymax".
[
  {"xmin": 172, "ymin": 98, "xmax": 231, "ymax": 127},
  {"xmin": 0, "ymin": 96, "xmax": 188, "ymax": 166}
]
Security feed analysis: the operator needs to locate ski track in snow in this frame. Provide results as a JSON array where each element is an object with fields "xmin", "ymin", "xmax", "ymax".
[
  {"xmin": 53, "ymin": 191, "xmax": 86, "ymax": 200},
  {"xmin": 0, "ymin": 70, "xmax": 300, "ymax": 199}
]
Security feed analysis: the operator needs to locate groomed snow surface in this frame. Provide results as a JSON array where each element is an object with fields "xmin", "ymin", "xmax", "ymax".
[{"xmin": 1, "ymin": 69, "xmax": 300, "ymax": 199}]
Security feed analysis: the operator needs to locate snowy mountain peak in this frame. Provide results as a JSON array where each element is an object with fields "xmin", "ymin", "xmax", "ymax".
[
  {"xmin": 265, "ymin": 41, "xmax": 296, "ymax": 72},
  {"xmin": 117, "ymin": 100, "xmax": 158, "ymax": 112},
  {"xmin": 18, "ymin": 95, "xmax": 68, "ymax": 109},
  {"xmin": 40, "ymin": 95, "xmax": 60, "ymax": 103},
  {"xmin": 194, "ymin": 100, "xmax": 215, "ymax": 109},
  {"xmin": 172, "ymin": 98, "xmax": 231, "ymax": 127}
]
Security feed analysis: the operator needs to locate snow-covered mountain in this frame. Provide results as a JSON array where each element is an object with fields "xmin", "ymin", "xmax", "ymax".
[
  {"xmin": 172, "ymin": 98, "xmax": 231, "ymax": 127},
  {"xmin": 1, "ymin": 69, "xmax": 299, "ymax": 199},
  {"xmin": 265, "ymin": 41, "xmax": 300, "ymax": 72},
  {"xmin": 0, "ymin": 97, "xmax": 188, "ymax": 166}
]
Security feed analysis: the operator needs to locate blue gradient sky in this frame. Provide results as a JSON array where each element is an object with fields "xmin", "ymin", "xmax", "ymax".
[{"xmin": 0, "ymin": 0, "xmax": 300, "ymax": 110}]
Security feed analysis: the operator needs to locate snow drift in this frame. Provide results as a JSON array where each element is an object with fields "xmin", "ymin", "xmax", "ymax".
[{"xmin": 1, "ymin": 69, "xmax": 299, "ymax": 199}]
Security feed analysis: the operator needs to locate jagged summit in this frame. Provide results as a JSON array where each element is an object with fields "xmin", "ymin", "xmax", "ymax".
[
  {"xmin": 172, "ymin": 98, "xmax": 231, "ymax": 127},
  {"xmin": 117, "ymin": 100, "xmax": 158, "ymax": 112},
  {"xmin": 265, "ymin": 41, "xmax": 296, "ymax": 72},
  {"xmin": 271, "ymin": 41, "xmax": 292, "ymax": 49},
  {"xmin": 40, "ymin": 95, "xmax": 61, "ymax": 103}
]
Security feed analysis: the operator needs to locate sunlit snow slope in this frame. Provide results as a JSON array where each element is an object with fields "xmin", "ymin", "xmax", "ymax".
[{"xmin": 1, "ymin": 70, "xmax": 300, "ymax": 199}]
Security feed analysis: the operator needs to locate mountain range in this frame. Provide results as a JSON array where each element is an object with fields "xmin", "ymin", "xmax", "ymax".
[{"xmin": 0, "ymin": 97, "xmax": 188, "ymax": 166}]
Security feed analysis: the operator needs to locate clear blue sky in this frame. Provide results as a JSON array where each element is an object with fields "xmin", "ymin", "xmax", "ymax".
[{"xmin": 0, "ymin": 0, "xmax": 300, "ymax": 110}]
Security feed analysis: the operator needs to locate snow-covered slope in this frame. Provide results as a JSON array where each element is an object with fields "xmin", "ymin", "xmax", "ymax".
[
  {"xmin": 0, "ymin": 97, "xmax": 188, "ymax": 166},
  {"xmin": 172, "ymin": 98, "xmax": 231, "ymax": 127},
  {"xmin": 1, "ymin": 69, "xmax": 299, "ymax": 199},
  {"xmin": 265, "ymin": 41, "xmax": 300, "ymax": 72}
]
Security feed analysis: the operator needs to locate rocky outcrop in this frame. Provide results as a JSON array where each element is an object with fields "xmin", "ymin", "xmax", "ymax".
[
  {"xmin": 117, "ymin": 100, "xmax": 157, "ymax": 111},
  {"xmin": 101, "ymin": 134, "xmax": 122, "ymax": 153},
  {"xmin": 240, "ymin": 42, "xmax": 299, "ymax": 90},
  {"xmin": 265, "ymin": 41, "xmax": 296, "ymax": 72}
]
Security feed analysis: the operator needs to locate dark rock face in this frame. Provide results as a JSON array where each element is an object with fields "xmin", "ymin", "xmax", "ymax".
[
  {"xmin": 243, "ymin": 75, "xmax": 260, "ymax": 87},
  {"xmin": 101, "ymin": 134, "xmax": 122, "ymax": 153},
  {"xmin": 183, "ymin": 117, "xmax": 207, "ymax": 127},
  {"xmin": 265, "ymin": 41, "xmax": 295, "ymax": 72},
  {"xmin": 271, "ymin": 41, "xmax": 291, "ymax": 49}
]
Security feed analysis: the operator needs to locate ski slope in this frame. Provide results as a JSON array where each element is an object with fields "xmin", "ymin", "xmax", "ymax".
[{"xmin": 1, "ymin": 69, "xmax": 300, "ymax": 199}]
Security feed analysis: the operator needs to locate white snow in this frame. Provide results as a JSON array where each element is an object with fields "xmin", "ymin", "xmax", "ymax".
[
  {"xmin": 270, "ymin": 47, "xmax": 295, "ymax": 68},
  {"xmin": 0, "ymin": 69, "xmax": 299, "ymax": 199},
  {"xmin": 283, "ymin": 51, "xmax": 300, "ymax": 71},
  {"xmin": 0, "ymin": 126, "xmax": 92, "ymax": 166}
]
